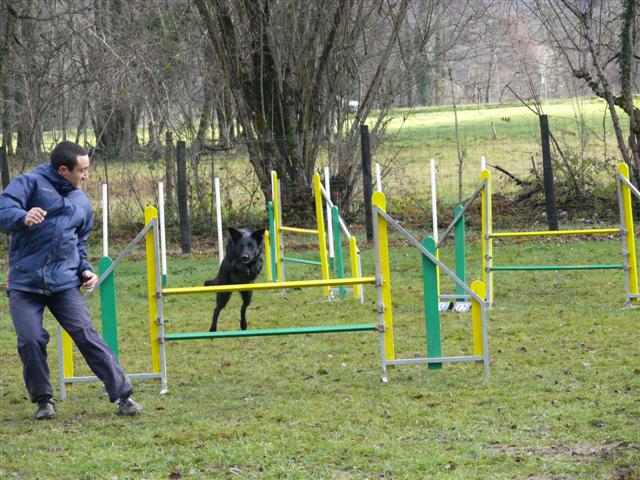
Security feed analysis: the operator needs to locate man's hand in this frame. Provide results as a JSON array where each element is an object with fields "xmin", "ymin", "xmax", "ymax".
[
  {"xmin": 24, "ymin": 207, "xmax": 47, "ymax": 227},
  {"xmin": 81, "ymin": 270, "xmax": 98, "ymax": 292}
]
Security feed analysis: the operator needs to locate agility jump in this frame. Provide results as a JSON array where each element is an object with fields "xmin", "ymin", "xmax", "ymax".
[
  {"xmin": 481, "ymin": 163, "xmax": 639, "ymax": 306},
  {"xmin": 266, "ymin": 171, "xmax": 363, "ymax": 301},
  {"xmin": 57, "ymin": 215, "xmax": 168, "ymax": 398},
  {"xmin": 143, "ymin": 186, "xmax": 490, "ymax": 391}
]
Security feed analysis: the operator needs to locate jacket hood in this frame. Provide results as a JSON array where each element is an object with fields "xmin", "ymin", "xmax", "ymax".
[{"xmin": 33, "ymin": 164, "xmax": 76, "ymax": 195}]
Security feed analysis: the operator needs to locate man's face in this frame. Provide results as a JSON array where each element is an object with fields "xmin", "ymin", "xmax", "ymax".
[{"xmin": 59, "ymin": 154, "xmax": 90, "ymax": 188}]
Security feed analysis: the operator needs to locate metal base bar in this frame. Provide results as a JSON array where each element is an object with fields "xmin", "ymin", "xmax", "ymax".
[
  {"xmin": 63, "ymin": 372, "xmax": 163, "ymax": 384},
  {"xmin": 492, "ymin": 264, "xmax": 623, "ymax": 271},
  {"xmin": 165, "ymin": 323, "xmax": 378, "ymax": 340},
  {"xmin": 282, "ymin": 256, "xmax": 322, "ymax": 266},
  {"xmin": 385, "ymin": 355, "xmax": 483, "ymax": 366},
  {"xmin": 439, "ymin": 294, "xmax": 470, "ymax": 299}
]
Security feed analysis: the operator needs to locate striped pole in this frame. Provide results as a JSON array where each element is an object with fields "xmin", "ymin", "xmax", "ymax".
[
  {"xmin": 267, "ymin": 201, "xmax": 278, "ymax": 281},
  {"xmin": 102, "ymin": 183, "xmax": 108, "ymax": 257},
  {"xmin": 618, "ymin": 163, "xmax": 639, "ymax": 303},
  {"xmin": 454, "ymin": 204, "xmax": 466, "ymax": 301},
  {"xmin": 422, "ymin": 237, "xmax": 442, "ymax": 370},
  {"xmin": 332, "ymin": 205, "xmax": 346, "ymax": 299},
  {"xmin": 430, "ymin": 159, "xmax": 441, "ymax": 295},
  {"xmin": 158, "ymin": 182, "xmax": 168, "ymax": 287},
  {"xmin": 481, "ymin": 169, "xmax": 493, "ymax": 304},
  {"xmin": 349, "ymin": 236, "xmax": 362, "ymax": 300},
  {"xmin": 372, "ymin": 191, "xmax": 394, "ymax": 360},
  {"xmin": 214, "ymin": 177, "xmax": 224, "ymax": 264},
  {"xmin": 324, "ymin": 166, "xmax": 334, "ymax": 269},
  {"xmin": 99, "ymin": 256, "xmax": 118, "ymax": 359},
  {"xmin": 471, "ymin": 280, "xmax": 485, "ymax": 357},
  {"xmin": 264, "ymin": 230, "xmax": 272, "ymax": 282},
  {"xmin": 314, "ymin": 173, "xmax": 331, "ymax": 297},
  {"xmin": 271, "ymin": 171, "xmax": 284, "ymax": 283},
  {"xmin": 145, "ymin": 207, "xmax": 161, "ymax": 373}
]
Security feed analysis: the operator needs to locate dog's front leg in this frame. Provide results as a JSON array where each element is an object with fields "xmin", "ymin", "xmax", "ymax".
[
  {"xmin": 209, "ymin": 292, "xmax": 232, "ymax": 332},
  {"xmin": 239, "ymin": 290, "xmax": 253, "ymax": 330}
]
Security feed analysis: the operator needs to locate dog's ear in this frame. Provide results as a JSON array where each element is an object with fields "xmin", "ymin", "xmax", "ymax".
[
  {"xmin": 228, "ymin": 227, "xmax": 243, "ymax": 243},
  {"xmin": 251, "ymin": 228, "xmax": 266, "ymax": 245}
]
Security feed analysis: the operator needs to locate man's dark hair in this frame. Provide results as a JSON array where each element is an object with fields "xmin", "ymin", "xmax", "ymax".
[{"xmin": 50, "ymin": 141, "xmax": 89, "ymax": 171}]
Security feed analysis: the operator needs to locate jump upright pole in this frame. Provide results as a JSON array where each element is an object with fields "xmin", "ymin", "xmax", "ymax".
[
  {"xmin": 618, "ymin": 163, "xmax": 639, "ymax": 304},
  {"xmin": 145, "ymin": 207, "xmax": 168, "ymax": 393},
  {"xmin": 372, "ymin": 191, "xmax": 395, "ymax": 363},
  {"xmin": 480, "ymin": 169, "xmax": 493, "ymax": 304}
]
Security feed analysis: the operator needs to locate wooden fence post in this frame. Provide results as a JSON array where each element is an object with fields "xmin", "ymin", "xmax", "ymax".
[
  {"xmin": 361, "ymin": 125, "xmax": 373, "ymax": 243},
  {"xmin": 176, "ymin": 140, "xmax": 191, "ymax": 253}
]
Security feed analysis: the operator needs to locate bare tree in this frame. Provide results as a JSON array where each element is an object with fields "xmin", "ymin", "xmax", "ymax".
[
  {"xmin": 526, "ymin": 0, "xmax": 640, "ymax": 185},
  {"xmin": 193, "ymin": 0, "xmax": 416, "ymax": 213}
]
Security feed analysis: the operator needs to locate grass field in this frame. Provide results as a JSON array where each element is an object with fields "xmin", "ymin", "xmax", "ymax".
[{"xmin": 1, "ymin": 227, "xmax": 639, "ymax": 479}]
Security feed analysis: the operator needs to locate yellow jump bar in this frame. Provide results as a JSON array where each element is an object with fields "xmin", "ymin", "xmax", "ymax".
[
  {"xmin": 491, "ymin": 228, "xmax": 620, "ymax": 238},
  {"xmin": 163, "ymin": 276, "xmax": 377, "ymax": 296},
  {"xmin": 280, "ymin": 226, "xmax": 319, "ymax": 235}
]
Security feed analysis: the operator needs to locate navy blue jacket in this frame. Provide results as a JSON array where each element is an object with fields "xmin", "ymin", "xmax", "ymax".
[{"xmin": 0, "ymin": 164, "xmax": 94, "ymax": 294}]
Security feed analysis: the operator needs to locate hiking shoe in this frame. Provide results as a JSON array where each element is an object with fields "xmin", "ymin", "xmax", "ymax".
[
  {"xmin": 117, "ymin": 397, "xmax": 143, "ymax": 416},
  {"xmin": 35, "ymin": 400, "xmax": 56, "ymax": 420}
]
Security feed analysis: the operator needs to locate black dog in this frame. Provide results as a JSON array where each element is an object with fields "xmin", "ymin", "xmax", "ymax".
[{"xmin": 204, "ymin": 227, "xmax": 266, "ymax": 332}]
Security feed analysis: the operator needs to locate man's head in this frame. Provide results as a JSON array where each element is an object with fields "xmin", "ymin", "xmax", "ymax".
[{"xmin": 50, "ymin": 141, "xmax": 90, "ymax": 188}]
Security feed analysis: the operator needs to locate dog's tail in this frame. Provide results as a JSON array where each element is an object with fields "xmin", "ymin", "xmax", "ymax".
[{"xmin": 204, "ymin": 276, "xmax": 218, "ymax": 286}]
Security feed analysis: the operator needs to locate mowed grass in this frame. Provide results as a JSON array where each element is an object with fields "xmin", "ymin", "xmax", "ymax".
[{"xmin": 1, "ymin": 230, "xmax": 639, "ymax": 479}]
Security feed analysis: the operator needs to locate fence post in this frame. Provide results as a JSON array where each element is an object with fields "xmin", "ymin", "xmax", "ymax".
[
  {"xmin": 539, "ymin": 114, "xmax": 558, "ymax": 230},
  {"xmin": 164, "ymin": 131, "xmax": 175, "ymax": 208},
  {"xmin": 361, "ymin": 124, "xmax": 374, "ymax": 243},
  {"xmin": 0, "ymin": 145, "xmax": 9, "ymax": 189},
  {"xmin": 176, "ymin": 140, "xmax": 191, "ymax": 253}
]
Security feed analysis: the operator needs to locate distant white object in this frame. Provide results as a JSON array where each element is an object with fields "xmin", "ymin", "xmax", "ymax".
[{"xmin": 347, "ymin": 100, "xmax": 359, "ymax": 112}]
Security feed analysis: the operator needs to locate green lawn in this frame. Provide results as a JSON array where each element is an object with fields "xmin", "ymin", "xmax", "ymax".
[{"xmin": 1, "ymin": 228, "xmax": 638, "ymax": 479}]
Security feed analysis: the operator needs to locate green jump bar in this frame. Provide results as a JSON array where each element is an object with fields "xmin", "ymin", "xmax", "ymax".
[
  {"xmin": 492, "ymin": 264, "xmax": 623, "ymax": 271},
  {"xmin": 282, "ymin": 256, "xmax": 322, "ymax": 266},
  {"xmin": 165, "ymin": 323, "xmax": 378, "ymax": 340}
]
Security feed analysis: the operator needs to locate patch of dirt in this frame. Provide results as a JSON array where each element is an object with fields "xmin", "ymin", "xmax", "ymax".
[{"xmin": 488, "ymin": 441, "xmax": 639, "ymax": 460}]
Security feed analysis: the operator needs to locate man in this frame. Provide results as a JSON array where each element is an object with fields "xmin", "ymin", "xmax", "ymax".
[{"xmin": 0, "ymin": 141, "xmax": 143, "ymax": 419}]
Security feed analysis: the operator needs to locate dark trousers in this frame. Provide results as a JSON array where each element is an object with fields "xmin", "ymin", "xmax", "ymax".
[{"xmin": 9, "ymin": 288, "xmax": 132, "ymax": 403}]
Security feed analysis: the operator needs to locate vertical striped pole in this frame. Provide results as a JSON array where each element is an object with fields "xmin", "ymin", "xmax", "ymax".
[
  {"xmin": 349, "ymin": 236, "xmax": 362, "ymax": 300},
  {"xmin": 267, "ymin": 201, "xmax": 277, "ymax": 281},
  {"xmin": 145, "ymin": 207, "xmax": 161, "ymax": 373},
  {"xmin": 158, "ymin": 182, "xmax": 168, "ymax": 287},
  {"xmin": 61, "ymin": 329, "xmax": 73, "ymax": 385},
  {"xmin": 314, "ymin": 173, "xmax": 331, "ymax": 297},
  {"xmin": 422, "ymin": 236, "xmax": 442, "ymax": 369},
  {"xmin": 454, "ymin": 205, "xmax": 466, "ymax": 301},
  {"xmin": 372, "ymin": 191, "xmax": 394, "ymax": 360},
  {"xmin": 264, "ymin": 230, "xmax": 272, "ymax": 282},
  {"xmin": 471, "ymin": 280, "xmax": 485, "ymax": 357},
  {"xmin": 332, "ymin": 206, "xmax": 346, "ymax": 299},
  {"xmin": 102, "ymin": 183, "xmax": 108, "ymax": 257},
  {"xmin": 271, "ymin": 171, "xmax": 284, "ymax": 283},
  {"xmin": 99, "ymin": 256, "xmax": 118, "ymax": 359},
  {"xmin": 430, "ymin": 159, "xmax": 441, "ymax": 295},
  {"xmin": 214, "ymin": 177, "xmax": 224, "ymax": 264},
  {"xmin": 618, "ymin": 163, "xmax": 639, "ymax": 303},
  {"xmin": 481, "ymin": 169, "xmax": 493, "ymax": 304},
  {"xmin": 324, "ymin": 166, "xmax": 334, "ymax": 269}
]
